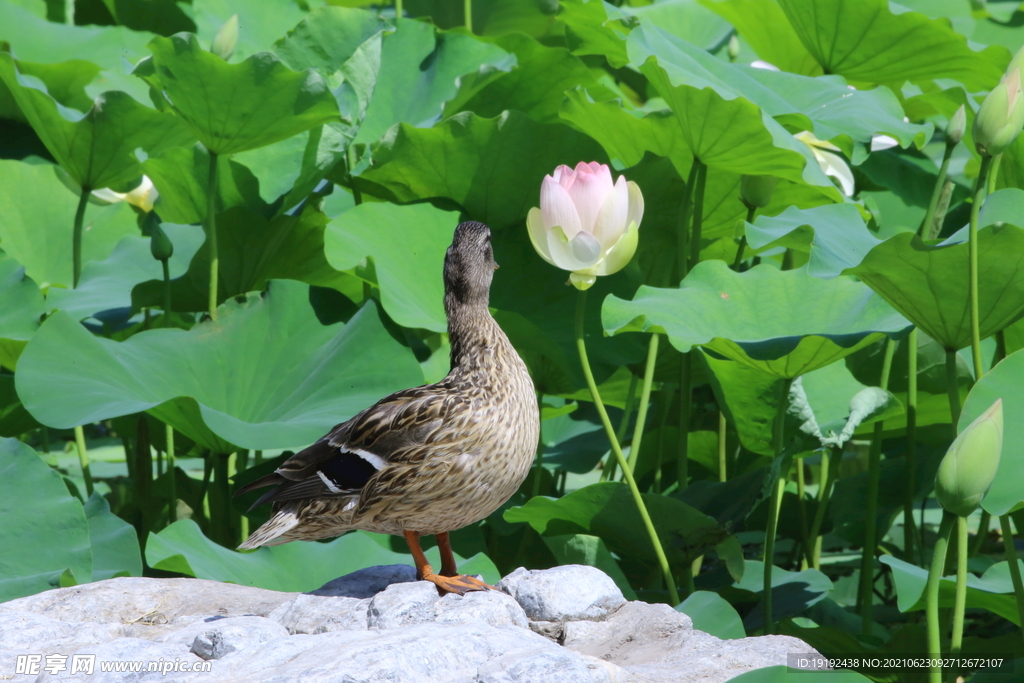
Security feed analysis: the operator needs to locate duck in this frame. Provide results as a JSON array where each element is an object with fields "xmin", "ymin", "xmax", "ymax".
[{"xmin": 236, "ymin": 221, "xmax": 540, "ymax": 595}]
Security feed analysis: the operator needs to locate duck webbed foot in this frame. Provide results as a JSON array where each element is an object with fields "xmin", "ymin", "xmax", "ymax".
[{"xmin": 404, "ymin": 529, "xmax": 498, "ymax": 596}]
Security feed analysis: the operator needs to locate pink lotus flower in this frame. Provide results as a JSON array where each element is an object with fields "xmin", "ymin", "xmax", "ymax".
[{"xmin": 527, "ymin": 162, "xmax": 643, "ymax": 290}]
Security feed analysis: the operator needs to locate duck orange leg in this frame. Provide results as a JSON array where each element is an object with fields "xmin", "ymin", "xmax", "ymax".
[{"xmin": 403, "ymin": 530, "xmax": 495, "ymax": 595}]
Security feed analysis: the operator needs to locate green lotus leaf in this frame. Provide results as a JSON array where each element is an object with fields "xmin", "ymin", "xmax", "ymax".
[
  {"xmin": 190, "ymin": 0, "xmax": 307, "ymax": 62},
  {"xmin": 603, "ymin": 261, "xmax": 911, "ymax": 378},
  {"xmin": 0, "ymin": 159, "xmax": 139, "ymax": 289},
  {"xmin": 504, "ymin": 481, "xmax": 727, "ymax": 565},
  {"xmin": 0, "ymin": 375, "xmax": 40, "ymax": 436},
  {"xmin": 880, "ymin": 555, "xmax": 1020, "ymax": 625},
  {"xmin": 132, "ymin": 205, "xmax": 350, "ymax": 313},
  {"xmin": 776, "ymin": 0, "xmax": 1008, "ymax": 90},
  {"xmin": 0, "ymin": 53, "xmax": 196, "ymax": 191},
  {"xmin": 146, "ymin": 519, "xmax": 497, "ymax": 591},
  {"xmin": 961, "ymin": 348, "xmax": 1024, "ymax": 516},
  {"xmin": 744, "ymin": 204, "xmax": 881, "ymax": 279},
  {"xmin": 446, "ymin": 33, "xmax": 611, "ymax": 124},
  {"xmin": 627, "ymin": 27, "xmax": 837, "ymax": 197},
  {"xmin": 273, "ymin": 6, "xmax": 388, "ymax": 78},
  {"xmin": 84, "ymin": 492, "xmax": 143, "ymax": 581},
  {"xmin": 559, "ymin": 0, "xmax": 634, "ymax": 68},
  {"xmin": 143, "ymin": 144, "xmax": 268, "ymax": 225},
  {"xmin": 733, "ymin": 560, "xmax": 834, "ymax": 630},
  {"xmin": 352, "ymin": 19, "xmax": 514, "ymax": 146},
  {"xmin": 0, "ymin": 252, "xmax": 45, "ymax": 368},
  {"xmin": 134, "ymin": 33, "xmax": 340, "ymax": 155},
  {"xmin": 324, "ymin": 202, "xmax": 459, "ymax": 333},
  {"xmin": 622, "ymin": 0, "xmax": 732, "ymax": 52},
  {"xmin": 100, "ymin": 0, "xmax": 194, "ymax": 37},
  {"xmin": 356, "ymin": 110, "xmax": 605, "ymax": 230},
  {"xmin": 845, "ymin": 222, "xmax": 1024, "ymax": 352},
  {"xmin": 0, "ymin": 2, "xmax": 153, "ymax": 101},
  {"xmin": 0, "ymin": 438, "xmax": 91, "ymax": 602},
  {"xmin": 702, "ymin": 0, "xmax": 821, "ymax": 75},
  {"xmin": 702, "ymin": 352, "xmax": 784, "ymax": 456},
  {"xmin": 16, "ymin": 281, "xmax": 423, "ymax": 451},
  {"xmin": 47, "ymin": 224, "xmax": 204, "ymax": 321},
  {"xmin": 858, "ymin": 150, "xmax": 971, "ymax": 235},
  {"xmin": 677, "ymin": 590, "xmax": 746, "ymax": 639},
  {"xmin": 0, "ymin": 58, "xmax": 98, "ymax": 123},
  {"xmin": 728, "ymin": 667, "xmax": 872, "ymax": 683}
]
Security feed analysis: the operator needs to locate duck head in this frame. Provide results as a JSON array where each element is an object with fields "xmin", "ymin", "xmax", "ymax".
[{"xmin": 444, "ymin": 221, "xmax": 497, "ymax": 307}]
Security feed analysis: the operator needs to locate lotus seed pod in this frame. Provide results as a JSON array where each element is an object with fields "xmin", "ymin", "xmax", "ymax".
[
  {"xmin": 973, "ymin": 70, "xmax": 1024, "ymax": 157},
  {"xmin": 150, "ymin": 224, "xmax": 174, "ymax": 261},
  {"xmin": 740, "ymin": 175, "xmax": 777, "ymax": 209},
  {"xmin": 211, "ymin": 14, "xmax": 239, "ymax": 61},
  {"xmin": 935, "ymin": 399, "xmax": 1003, "ymax": 517},
  {"xmin": 945, "ymin": 105, "xmax": 966, "ymax": 146}
]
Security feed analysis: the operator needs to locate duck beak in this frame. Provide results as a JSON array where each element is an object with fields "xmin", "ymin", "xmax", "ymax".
[{"xmin": 493, "ymin": 262, "xmax": 500, "ymax": 270}]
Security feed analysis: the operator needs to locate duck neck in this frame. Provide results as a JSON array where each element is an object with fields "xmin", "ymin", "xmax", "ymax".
[{"xmin": 445, "ymin": 294, "xmax": 500, "ymax": 373}]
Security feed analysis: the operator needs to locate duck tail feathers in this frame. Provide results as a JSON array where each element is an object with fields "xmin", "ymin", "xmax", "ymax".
[{"xmin": 237, "ymin": 507, "xmax": 301, "ymax": 550}]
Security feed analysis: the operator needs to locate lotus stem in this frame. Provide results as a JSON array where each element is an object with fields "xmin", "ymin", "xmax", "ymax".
[
  {"xmin": 920, "ymin": 144, "xmax": 955, "ymax": 237},
  {"xmin": 860, "ymin": 338, "xmax": 896, "ymax": 635},
  {"xmin": 73, "ymin": 424, "xmax": 93, "ymax": 497},
  {"xmin": 678, "ymin": 352, "xmax": 691, "ymax": 490},
  {"xmin": 205, "ymin": 150, "xmax": 219, "ymax": 320},
  {"xmin": 734, "ymin": 205, "xmax": 756, "ymax": 270},
  {"xmin": 988, "ymin": 153, "xmax": 1001, "ymax": 195},
  {"xmin": 718, "ymin": 412, "xmax": 727, "ymax": 482},
  {"xmin": 166, "ymin": 424, "xmax": 176, "ymax": 523},
  {"xmin": 927, "ymin": 510, "xmax": 956, "ymax": 683},
  {"xmin": 763, "ymin": 377, "xmax": 793, "ymax": 634},
  {"xmin": 905, "ymin": 329, "xmax": 919, "ymax": 564},
  {"xmin": 969, "ymin": 155, "xmax": 993, "ymax": 381},
  {"xmin": 807, "ymin": 446, "xmax": 837, "ymax": 570},
  {"xmin": 199, "ymin": 454, "xmax": 213, "ymax": 523},
  {"xmin": 575, "ymin": 290, "xmax": 679, "ymax": 605},
  {"xmin": 347, "ymin": 146, "xmax": 363, "ymax": 205},
  {"xmin": 395, "ymin": 0, "xmax": 403, "ymax": 18},
  {"xmin": 972, "ymin": 510, "xmax": 990, "ymax": 556},
  {"xmin": 161, "ymin": 259, "xmax": 172, "ymax": 321},
  {"xmin": 72, "ymin": 186, "xmax": 89, "ymax": 288},
  {"xmin": 951, "ymin": 515, "xmax": 968, "ymax": 658},
  {"xmin": 626, "ymin": 333, "xmax": 659, "ymax": 475},
  {"xmin": 689, "ymin": 161, "xmax": 707, "ymax": 271},
  {"xmin": 603, "ymin": 375, "xmax": 637, "ymax": 482},
  {"xmin": 464, "ymin": 0, "xmax": 472, "ymax": 31},
  {"xmin": 677, "ymin": 162, "xmax": 698, "ymax": 282},
  {"xmin": 944, "ymin": 350, "xmax": 962, "ymax": 430},
  {"xmin": 999, "ymin": 514, "xmax": 1024, "ymax": 645},
  {"xmin": 796, "ymin": 460, "xmax": 808, "ymax": 570}
]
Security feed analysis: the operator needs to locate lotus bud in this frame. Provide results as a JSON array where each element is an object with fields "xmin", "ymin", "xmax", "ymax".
[
  {"xmin": 1006, "ymin": 44, "xmax": 1024, "ymax": 82},
  {"xmin": 740, "ymin": 174, "xmax": 776, "ymax": 209},
  {"xmin": 211, "ymin": 14, "xmax": 239, "ymax": 61},
  {"xmin": 935, "ymin": 398, "xmax": 1003, "ymax": 517},
  {"xmin": 727, "ymin": 35, "xmax": 740, "ymax": 62},
  {"xmin": 527, "ymin": 162, "xmax": 643, "ymax": 290},
  {"xmin": 150, "ymin": 224, "xmax": 174, "ymax": 261},
  {"xmin": 945, "ymin": 105, "xmax": 966, "ymax": 146},
  {"xmin": 973, "ymin": 70, "xmax": 1024, "ymax": 157}
]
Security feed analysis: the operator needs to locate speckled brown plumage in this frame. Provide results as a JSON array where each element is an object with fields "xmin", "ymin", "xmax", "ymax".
[{"xmin": 237, "ymin": 222, "xmax": 539, "ymax": 558}]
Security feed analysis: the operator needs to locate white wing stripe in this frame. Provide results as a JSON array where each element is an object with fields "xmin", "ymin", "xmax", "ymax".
[
  {"xmin": 317, "ymin": 470, "xmax": 344, "ymax": 494},
  {"xmin": 350, "ymin": 447, "xmax": 387, "ymax": 470}
]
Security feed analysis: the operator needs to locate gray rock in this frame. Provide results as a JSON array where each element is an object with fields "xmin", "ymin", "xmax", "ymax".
[
  {"xmin": 563, "ymin": 600, "xmax": 817, "ymax": 683},
  {"xmin": 187, "ymin": 616, "xmax": 288, "ymax": 660},
  {"xmin": 310, "ymin": 564, "xmax": 417, "ymax": 598},
  {"xmin": 205, "ymin": 622, "xmax": 586, "ymax": 683},
  {"xmin": 33, "ymin": 637, "xmax": 200, "ymax": 683},
  {"xmin": 268, "ymin": 593, "xmax": 370, "ymax": 634},
  {"xmin": 366, "ymin": 580, "xmax": 440, "ymax": 629},
  {"xmin": 475, "ymin": 647, "xmax": 634, "ymax": 683},
  {"xmin": 0, "ymin": 611, "xmax": 121, "ymax": 653},
  {"xmin": 498, "ymin": 565, "xmax": 626, "ymax": 622},
  {"xmin": 434, "ymin": 590, "xmax": 529, "ymax": 629},
  {"xmin": 0, "ymin": 577, "xmax": 294, "ymax": 643}
]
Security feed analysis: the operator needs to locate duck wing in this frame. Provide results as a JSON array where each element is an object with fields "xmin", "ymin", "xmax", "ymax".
[{"xmin": 235, "ymin": 384, "xmax": 463, "ymax": 509}]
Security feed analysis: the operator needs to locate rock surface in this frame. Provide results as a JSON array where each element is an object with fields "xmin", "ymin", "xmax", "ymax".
[{"xmin": 0, "ymin": 565, "xmax": 823, "ymax": 683}]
